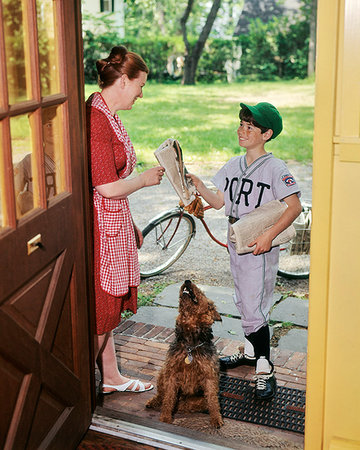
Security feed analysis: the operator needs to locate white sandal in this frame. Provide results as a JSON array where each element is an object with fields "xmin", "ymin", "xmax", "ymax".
[{"xmin": 101, "ymin": 379, "xmax": 154, "ymax": 394}]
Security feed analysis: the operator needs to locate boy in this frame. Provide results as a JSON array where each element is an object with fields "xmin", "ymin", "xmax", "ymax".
[{"xmin": 187, "ymin": 102, "xmax": 302, "ymax": 400}]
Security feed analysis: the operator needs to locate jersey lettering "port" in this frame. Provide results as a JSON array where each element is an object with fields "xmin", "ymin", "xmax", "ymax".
[{"xmin": 224, "ymin": 177, "xmax": 270, "ymax": 208}]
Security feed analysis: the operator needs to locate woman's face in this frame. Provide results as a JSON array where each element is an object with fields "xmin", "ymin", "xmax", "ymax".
[{"xmin": 118, "ymin": 71, "xmax": 148, "ymax": 110}]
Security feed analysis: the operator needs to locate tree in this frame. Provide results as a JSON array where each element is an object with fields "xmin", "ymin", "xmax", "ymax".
[
  {"xmin": 181, "ymin": 0, "xmax": 222, "ymax": 84},
  {"xmin": 302, "ymin": 0, "xmax": 317, "ymax": 77}
]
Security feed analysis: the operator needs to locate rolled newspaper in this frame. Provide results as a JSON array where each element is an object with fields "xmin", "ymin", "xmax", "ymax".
[{"xmin": 229, "ymin": 200, "xmax": 296, "ymax": 254}]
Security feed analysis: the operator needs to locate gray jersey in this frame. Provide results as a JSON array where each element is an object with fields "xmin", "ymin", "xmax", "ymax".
[{"xmin": 212, "ymin": 153, "xmax": 300, "ymax": 218}]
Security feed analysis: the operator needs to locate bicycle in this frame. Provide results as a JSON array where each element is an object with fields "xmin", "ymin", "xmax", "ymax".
[{"xmin": 139, "ymin": 200, "xmax": 311, "ymax": 280}]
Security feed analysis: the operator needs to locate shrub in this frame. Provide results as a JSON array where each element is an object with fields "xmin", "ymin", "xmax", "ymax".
[{"xmin": 239, "ymin": 15, "xmax": 309, "ymax": 81}]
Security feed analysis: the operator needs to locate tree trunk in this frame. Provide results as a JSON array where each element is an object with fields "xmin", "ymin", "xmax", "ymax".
[
  {"xmin": 307, "ymin": 0, "xmax": 317, "ymax": 77},
  {"xmin": 181, "ymin": 0, "xmax": 222, "ymax": 85}
]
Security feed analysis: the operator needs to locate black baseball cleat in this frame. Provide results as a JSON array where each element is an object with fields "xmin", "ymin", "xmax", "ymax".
[
  {"xmin": 219, "ymin": 351, "xmax": 257, "ymax": 370},
  {"xmin": 254, "ymin": 370, "xmax": 277, "ymax": 400}
]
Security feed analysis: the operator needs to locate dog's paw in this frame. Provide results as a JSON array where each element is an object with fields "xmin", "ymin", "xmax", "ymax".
[
  {"xmin": 210, "ymin": 415, "xmax": 224, "ymax": 428},
  {"xmin": 146, "ymin": 397, "xmax": 160, "ymax": 409},
  {"xmin": 160, "ymin": 413, "xmax": 174, "ymax": 424}
]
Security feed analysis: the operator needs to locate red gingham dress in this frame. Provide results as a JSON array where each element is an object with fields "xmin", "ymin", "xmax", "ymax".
[{"xmin": 87, "ymin": 93, "xmax": 139, "ymax": 335}]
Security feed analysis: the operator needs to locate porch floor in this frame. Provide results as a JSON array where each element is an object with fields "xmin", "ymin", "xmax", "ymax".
[{"xmin": 84, "ymin": 319, "xmax": 306, "ymax": 449}]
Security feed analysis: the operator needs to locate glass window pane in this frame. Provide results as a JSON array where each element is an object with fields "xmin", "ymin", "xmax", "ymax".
[
  {"xmin": 12, "ymin": 115, "xmax": 35, "ymax": 218},
  {"xmin": 42, "ymin": 106, "xmax": 65, "ymax": 198},
  {"xmin": 3, "ymin": 0, "xmax": 29, "ymax": 104},
  {"xmin": 36, "ymin": 0, "xmax": 60, "ymax": 96}
]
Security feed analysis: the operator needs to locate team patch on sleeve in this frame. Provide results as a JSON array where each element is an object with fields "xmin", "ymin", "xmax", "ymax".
[{"xmin": 281, "ymin": 174, "xmax": 296, "ymax": 187}]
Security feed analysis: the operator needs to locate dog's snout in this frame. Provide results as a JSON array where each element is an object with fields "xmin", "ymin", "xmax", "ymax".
[{"xmin": 185, "ymin": 280, "xmax": 192, "ymax": 288}]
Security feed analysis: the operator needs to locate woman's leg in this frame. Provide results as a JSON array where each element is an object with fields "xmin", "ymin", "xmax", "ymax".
[{"xmin": 95, "ymin": 330, "xmax": 152, "ymax": 393}]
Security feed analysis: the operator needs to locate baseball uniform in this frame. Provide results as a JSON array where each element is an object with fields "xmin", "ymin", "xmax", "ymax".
[{"xmin": 212, "ymin": 152, "xmax": 300, "ymax": 335}]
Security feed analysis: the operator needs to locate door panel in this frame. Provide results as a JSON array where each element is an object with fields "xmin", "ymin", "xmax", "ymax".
[{"xmin": 0, "ymin": 0, "xmax": 92, "ymax": 448}]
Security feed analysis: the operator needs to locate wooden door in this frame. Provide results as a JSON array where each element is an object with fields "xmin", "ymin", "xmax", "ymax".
[{"xmin": 0, "ymin": 1, "xmax": 92, "ymax": 448}]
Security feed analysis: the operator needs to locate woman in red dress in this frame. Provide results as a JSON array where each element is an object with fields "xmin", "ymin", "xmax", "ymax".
[{"xmin": 87, "ymin": 46, "xmax": 164, "ymax": 394}]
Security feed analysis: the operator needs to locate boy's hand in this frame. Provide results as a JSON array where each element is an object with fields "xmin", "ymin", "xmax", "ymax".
[
  {"xmin": 186, "ymin": 173, "xmax": 204, "ymax": 191},
  {"xmin": 185, "ymin": 173, "xmax": 225, "ymax": 210},
  {"xmin": 248, "ymin": 230, "xmax": 273, "ymax": 255}
]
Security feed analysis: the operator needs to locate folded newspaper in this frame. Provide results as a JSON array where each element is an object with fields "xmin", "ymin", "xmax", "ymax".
[
  {"xmin": 154, "ymin": 139, "xmax": 196, "ymax": 206},
  {"xmin": 229, "ymin": 200, "xmax": 296, "ymax": 254}
]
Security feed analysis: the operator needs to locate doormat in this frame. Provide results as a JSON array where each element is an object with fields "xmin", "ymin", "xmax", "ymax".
[{"xmin": 219, "ymin": 374, "xmax": 305, "ymax": 434}]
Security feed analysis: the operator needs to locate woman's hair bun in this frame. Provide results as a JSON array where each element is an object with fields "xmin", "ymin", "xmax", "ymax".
[
  {"xmin": 96, "ymin": 44, "xmax": 148, "ymax": 88},
  {"xmin": 107, "ymin": 45, "xmax": 128, "ymax": 64}
]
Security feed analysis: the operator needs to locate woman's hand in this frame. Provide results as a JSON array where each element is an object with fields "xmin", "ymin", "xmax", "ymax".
[
  {"xmin": 96, "ymin": 166, "xmax": 165, "ymax": 199},
  {"xmin": 133, "ymin": 224, "xmax": 143, "ymax": 249},
  {"xmin": 140, "ymin": 166, "xmax": 165, "ymax": 187}
]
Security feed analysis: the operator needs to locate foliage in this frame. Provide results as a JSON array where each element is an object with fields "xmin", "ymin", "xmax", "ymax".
[
  {"xmin": 82, "ymin": 1, "xmax": 312, "ymax": 83},
  {"xmin": 239, "ymin": 15, "xmax": 309, "ymax": 80},
  {"xmin": 85, "ymin": 79, "xmax": 315, "ymax": 167},
  {"xmin": 123, "ymin": 36, "xmax": 185, "ymax": 82},
  {"xmin": 234, "ymin": 0, "xmax": 285, "ymax": 35},
  {"xmin": 197, "ymin": 38, "xmax": 241, "ymax": 82},
  {"xmin": 82, "ymin": 13, "xmax": 120, "ymax": 84},
  {"xmin": 124, "ymin": 0, "xmax": 226, "ymax": 38}
]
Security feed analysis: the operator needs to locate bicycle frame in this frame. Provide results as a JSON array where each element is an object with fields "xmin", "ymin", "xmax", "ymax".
[{"xmin": 199, "ymin": 205, "xmax": 228, "ymax": 248}]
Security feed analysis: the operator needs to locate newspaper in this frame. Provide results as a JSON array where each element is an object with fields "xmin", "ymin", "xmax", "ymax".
[
  {"xmin": 154, "ymin": 139, "xmax": 196, "ymax": 206},
  {"xmin": 229, "ymin": 200, "xmax": 296, "ymax": 254}
]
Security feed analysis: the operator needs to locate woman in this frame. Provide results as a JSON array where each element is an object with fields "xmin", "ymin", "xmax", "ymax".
[{"xmin": 86, "ymin": 45, "xmax": 164, "ymax": 394}]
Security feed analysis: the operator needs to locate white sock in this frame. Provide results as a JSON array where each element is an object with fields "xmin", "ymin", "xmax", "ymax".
[
  {"xmin": 244, "ymin": 337, "xmax": 255, "ymax": 358},
  {"xmin": 256, "ymin": 356, "xmax": 272, "ymax": 374}
]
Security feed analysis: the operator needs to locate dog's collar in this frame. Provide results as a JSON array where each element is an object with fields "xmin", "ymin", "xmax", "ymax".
[{"xmin": 185, "ymin": 342, "xmax": 205, "ymax": 364}]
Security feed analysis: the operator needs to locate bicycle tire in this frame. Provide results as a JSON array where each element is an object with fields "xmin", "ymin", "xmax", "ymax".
[
  {"xmin": 139, "ymin": 209, "xmax": 196, "ymax": 278},
  {"xmin": 277, "ymin": 203, "xmax": 311, "ymax": 279}
]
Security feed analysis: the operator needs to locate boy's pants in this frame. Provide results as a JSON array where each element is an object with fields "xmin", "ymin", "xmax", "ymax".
[{"xmin": 228, "ymin": 239, "xmax": 279, "ymax": 336}]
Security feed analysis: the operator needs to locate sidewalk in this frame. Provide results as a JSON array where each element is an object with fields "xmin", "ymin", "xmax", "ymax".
[
  {"xmin": 115, "ymin": 283, "xmax": 308, "ymax": 391},
  {"xmin": 130, "ymin": 283, "xmax": 308, "ymax": 354}
]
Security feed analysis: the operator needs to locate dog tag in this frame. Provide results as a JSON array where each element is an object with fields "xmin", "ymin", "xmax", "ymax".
[{"xmin": 185, "ymin": 354, "xmax": 193, "ymax": 364}]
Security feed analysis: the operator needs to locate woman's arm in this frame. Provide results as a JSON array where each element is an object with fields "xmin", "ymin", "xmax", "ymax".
[
  {"xmin": 249, "ymin": 193, "xmax": 302, "ymax": 255},
  {"xmin": 186, "ymin": 173, "xmax": 224, "ymax": 210},
  {"xmin": 96, "ymin": 166, "xmax": 164, "ymax": 199}
]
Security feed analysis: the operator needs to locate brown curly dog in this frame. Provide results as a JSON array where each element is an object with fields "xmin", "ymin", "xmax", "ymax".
[{"xmin": 146, "ymin": 280, "xmax": 223, "ymax": 428}]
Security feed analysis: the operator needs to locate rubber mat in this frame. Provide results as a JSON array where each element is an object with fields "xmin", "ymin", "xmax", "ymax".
[{"xmin": 219, "ymin": 374, "xmax": 305, "ymax": 434}]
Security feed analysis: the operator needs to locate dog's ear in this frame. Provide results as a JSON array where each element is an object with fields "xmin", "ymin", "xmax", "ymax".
[{"xmin": 183, "ymin": 280, "xmax": 198, "ymax": 303}]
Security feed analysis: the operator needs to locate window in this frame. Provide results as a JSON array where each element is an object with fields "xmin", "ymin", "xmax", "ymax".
[
  {"xmin": 0, "ymin": 0, "xmax": 69, "ymax": 228},
  {"xmin": 100, "ymin": 0, "xmax": 114, "ymax": 13}
]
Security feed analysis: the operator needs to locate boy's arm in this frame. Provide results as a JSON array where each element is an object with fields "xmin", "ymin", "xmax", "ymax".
[
  {"xmin": 186, "ymin": 173, "xmax": 224, "ymax": 210},
  {"xmin": 249, "ymin": 193, "xmax": 302, "ymax": 256}
]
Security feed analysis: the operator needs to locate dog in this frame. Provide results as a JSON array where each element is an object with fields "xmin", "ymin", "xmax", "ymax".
[{"xmin": 146, "ymin": 280, "xmax": 224, "ymax": 428}]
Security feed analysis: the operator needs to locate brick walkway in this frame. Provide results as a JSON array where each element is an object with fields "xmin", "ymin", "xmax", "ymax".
[{"xmin": 114, "ymin": 319, "xmax": 307, "ymax": 391}]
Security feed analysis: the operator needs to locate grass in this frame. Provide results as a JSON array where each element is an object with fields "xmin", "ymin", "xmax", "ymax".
[
  {"xmin": 121, "ymin": 281, "xmax": 169, "ymax": 319},
  {"xmin": 85, "ymin": 79, "xmax": 314, "ymax": 170}
]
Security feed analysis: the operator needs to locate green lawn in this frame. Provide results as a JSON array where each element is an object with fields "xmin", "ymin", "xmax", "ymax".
[{"xmin": 85, "ymin": 79, "xmax": 314, "ymax": 170}]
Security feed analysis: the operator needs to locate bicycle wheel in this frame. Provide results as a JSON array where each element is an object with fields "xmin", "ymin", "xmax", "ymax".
[
  {"xmin": 139, "ymin": 209, "xmax": 196, "ymax": 278},
  {"xmin": 277, "ymin": 203, "xmax": 312, "ymax": 279}
]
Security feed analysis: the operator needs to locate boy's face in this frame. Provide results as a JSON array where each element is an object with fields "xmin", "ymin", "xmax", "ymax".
[{"xmin": 237, "ymin": 120, "xmax": 272, "ymax": 150}]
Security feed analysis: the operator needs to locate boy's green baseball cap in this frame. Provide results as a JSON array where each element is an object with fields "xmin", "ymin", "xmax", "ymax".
[{"xmin": 240, "ymin": 102, "xmax": 283, "ymax": 140}]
